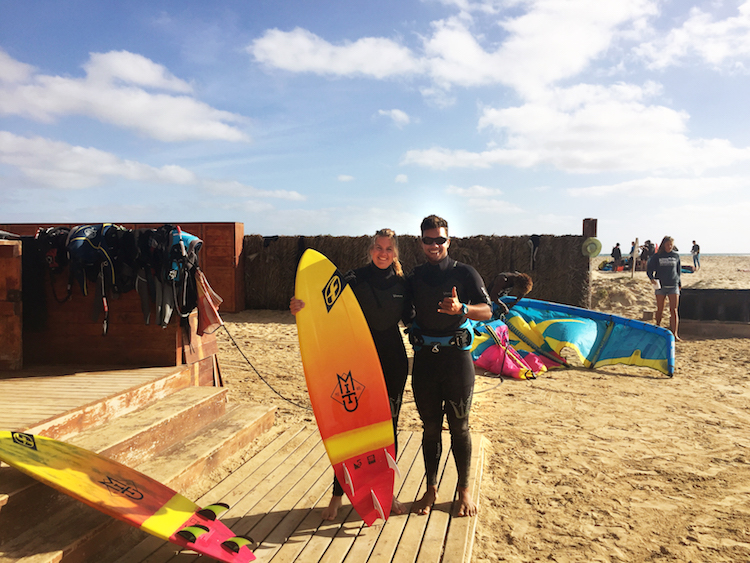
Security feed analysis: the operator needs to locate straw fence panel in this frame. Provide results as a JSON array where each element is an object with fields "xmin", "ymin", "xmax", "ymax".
[{"xmin": 244, "ymin": 234, "xmax": 591, "ymax": 310}]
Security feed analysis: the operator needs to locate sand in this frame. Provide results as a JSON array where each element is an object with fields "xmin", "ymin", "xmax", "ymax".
[{"xmin": 213, "ymin": 254, "xmax": 750, "ymax": 562}]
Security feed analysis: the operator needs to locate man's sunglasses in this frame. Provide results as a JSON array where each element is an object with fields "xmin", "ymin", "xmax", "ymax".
[{"xmin": 421, "ymin": 236, "xmax": 447, "ymax": 245}]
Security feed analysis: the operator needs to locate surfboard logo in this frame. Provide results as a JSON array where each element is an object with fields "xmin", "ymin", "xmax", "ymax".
[
  {"xmin": 322, "ymin": 271, "xmax": 344, "ymax": 312},
  {"xmin": 331, "ymin": 371, "xmax": 365, "ymax": 412},
  {"xmin": 11, "ymin": 432, "xmax": 36, "ymax": 450},
  {"xmin": 99, "ymin": 476, "xmax": 144, "ymax": 500}
]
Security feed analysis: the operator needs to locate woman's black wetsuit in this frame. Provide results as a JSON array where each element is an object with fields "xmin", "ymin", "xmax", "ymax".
[
  {"xmin": 408, "ymin": 256, "xmax": 491, "ymax": 489},
  {"xmin": 330, "ymin": 262, "xmax": 409, "ymax": 497}
]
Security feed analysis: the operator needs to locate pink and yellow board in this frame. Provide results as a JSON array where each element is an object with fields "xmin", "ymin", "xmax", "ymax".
[
  {"xmin": 294, "ymin": 249, "xmax": 398, "ymax": 526},
  {"xmin": 0, "ymin": 431, "xmax": 255, "ymax": 562}
]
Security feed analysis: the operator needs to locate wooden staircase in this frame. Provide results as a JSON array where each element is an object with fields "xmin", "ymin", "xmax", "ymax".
[{"xmin": 0, "ymin": 364, "xmax": 276, "ymax": 563}]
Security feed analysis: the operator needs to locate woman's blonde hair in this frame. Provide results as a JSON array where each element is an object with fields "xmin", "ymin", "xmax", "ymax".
[
  {"xmin": 369, "ymin": 228, "xmax": 403, "ymax": 277},
  {"xmin": 658, "ymin": 236, "xmax": 674, "ymax": 254}
]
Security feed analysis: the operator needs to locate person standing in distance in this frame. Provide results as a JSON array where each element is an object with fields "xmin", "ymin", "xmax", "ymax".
[
  {"xmin": 407, "ymin": 215, "xmax": 492, "ymax": 517},
  {"xmin": 647, "ymin": 235, "xmax": 682, "ymax": 341},
  {"xmin": 691, "ymin": 240, "xmax": 701, "ymax": 270}
]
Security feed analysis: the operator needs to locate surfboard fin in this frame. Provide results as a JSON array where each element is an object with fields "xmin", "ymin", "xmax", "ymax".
[
  {"xmin": 176, "ymin": 524, "xmax": 210, "ymax": 543},
  {"xmin": 197, "ymin": 502, "xmax": 230, "ymax": 521},
  {"xmin": 371, "ymin": 489, "xmax": 386, "ymax": 522},
  {"xmin": 343, "ymin": 462, "xmax": 354, "ymax": 496},
  {"xmin": 221, "ymin": 535, "xmax": 255, "ymax": 553},
  {"xmin": 385, "ymin": 449, "xmax": 400, "ymax": 480}
]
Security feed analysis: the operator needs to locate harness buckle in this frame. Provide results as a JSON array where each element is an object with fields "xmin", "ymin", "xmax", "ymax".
[{"xmin": 431, "ymin": 343, "xmax": 441, "ymax": 353}]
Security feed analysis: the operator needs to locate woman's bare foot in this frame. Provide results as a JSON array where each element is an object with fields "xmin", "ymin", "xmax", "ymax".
[
  {"xmin": 456, "ymin": 486, "xmax": 477, "ymax": 517},
  {"xmin": 391, "ymin": 496, "xmax": 406, "ymax": 515},
  {"xmin": 412, "ymin": 486, "xmax": 437, "ymax": 515},
  {"xmin": 321, "ymin": 495, "xmax": 343, "ymax": 521}
]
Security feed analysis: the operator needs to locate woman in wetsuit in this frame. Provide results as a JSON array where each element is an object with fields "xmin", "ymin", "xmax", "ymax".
[{"xmin": 290, "ymin": 228, "xmax": 410, "ymax": 520}]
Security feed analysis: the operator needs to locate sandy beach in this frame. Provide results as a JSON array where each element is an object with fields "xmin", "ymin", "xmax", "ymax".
[{"xmin": 212, "ymin": 254, "xmax": 750, "ymax": 562}]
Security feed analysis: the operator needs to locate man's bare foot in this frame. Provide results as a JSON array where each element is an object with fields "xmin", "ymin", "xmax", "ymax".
[
  {"xmin": 455, "ymin": 486, "xmax": 477, "ymax": 517},
  {"xmin": 391, "ymin": 496, "xmax": 406, "ymax": 515},
  {"xmin": 321, "ymin": 495, "xmax": 343, "ymax": 521},
  {"xmin": 412, "ymin": 486, "xmax": 437, "ymax": 515}
]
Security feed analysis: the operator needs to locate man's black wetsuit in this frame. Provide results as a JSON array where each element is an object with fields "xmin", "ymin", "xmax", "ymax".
[
  {"xmin": 408, "ymin": 256, "xmax": 491, "ymax": 489},
  {"xmin": 331, "ymin": 262, "xmax": 409, "ymax": 497}
]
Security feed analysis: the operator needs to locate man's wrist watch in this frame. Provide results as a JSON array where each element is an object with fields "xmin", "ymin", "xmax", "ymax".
[{"xmin": 461, "ymin": 303, "xmax": 468, "ymax": 315}]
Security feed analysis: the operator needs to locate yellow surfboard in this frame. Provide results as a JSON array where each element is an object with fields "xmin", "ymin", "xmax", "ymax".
[
  {"xmin": 294, "ymin": 249, "xmax": 398, "ymax": 526},
  {"xmin": 0, "ymin": 431, "xmax": 254, "ymax": 562}
]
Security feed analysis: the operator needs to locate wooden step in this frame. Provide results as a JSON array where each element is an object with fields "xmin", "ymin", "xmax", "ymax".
[
  {"xmin": 0, "ymin": 387, "xmax": 228, "ymax": 518},
  {"xmin": 67, "ymin": 386, "xmax": 229, "ymax": 467},
  {"xmin": 0, "ymin": 403, "xmax": 275, "ymax": 563},
  {"xmin": 17, "ymin": 366, "xmax": 199, "ymax": 440}
]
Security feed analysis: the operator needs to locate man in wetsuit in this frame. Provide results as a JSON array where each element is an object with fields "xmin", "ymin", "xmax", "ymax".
[{"xmin": 407, "ymin": 215, "xmax": 492, "ymax": 517}]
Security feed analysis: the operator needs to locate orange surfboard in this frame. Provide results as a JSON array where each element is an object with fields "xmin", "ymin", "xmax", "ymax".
[
  {"xmin": 0, "ymin": 431, "xmax": 255, "ymax": 562},
  {"xmin": 294, "ymin": 249, "xmax": 398, "ymax": 526}
]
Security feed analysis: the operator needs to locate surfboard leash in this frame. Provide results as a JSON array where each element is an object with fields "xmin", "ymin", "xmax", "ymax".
[{"xmin": 220, "ymin": 325, "xmax": 313, "ymax": 411}]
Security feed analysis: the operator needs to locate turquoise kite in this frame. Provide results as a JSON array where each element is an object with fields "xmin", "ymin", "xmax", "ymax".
[{"xmin": 472, "ymin": 297, "xmax": 675, "ymax": 378}]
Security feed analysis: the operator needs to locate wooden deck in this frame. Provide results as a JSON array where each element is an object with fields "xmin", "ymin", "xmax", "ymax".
[
  {"xmin": 115, "ymin": 427, "xmax": 487, "ymax": 563},
  {"xmin": 0, "ymin": 366, "xmax": 185, "ymax": 433},
  {"xmin": 0, "ymin": 368, "xmax": 486, "ymax": 563}
]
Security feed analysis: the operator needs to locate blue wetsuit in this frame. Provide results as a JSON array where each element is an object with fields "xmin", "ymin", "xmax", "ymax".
[
  {"xmin": 331, "ymin": 262, "xmax": 409, "ymax": 497},
  {"xmin": 407, "ymin": 256, "xmax": 491, "ymax": 489}
]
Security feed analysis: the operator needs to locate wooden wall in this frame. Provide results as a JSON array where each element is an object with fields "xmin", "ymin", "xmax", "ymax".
[
  {"xmin": 0, "ymin": 241, "xmax": 22, "ymax": 369},
  {"xmin": 0, "ymin": 222, "xmax": 244, "ymax": 368},
  {"xmin": 243, "ymin": 233, "xmax": 593, "ymax": 310},
  {"xmin": 0, "ymin": 222, "xmax": 245, "ymax": 314}
]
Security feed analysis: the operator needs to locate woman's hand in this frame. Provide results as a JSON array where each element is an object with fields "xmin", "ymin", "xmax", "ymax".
[{"xmin": 290, "ymin": 297, "xmax": 305, "ymax": 315}]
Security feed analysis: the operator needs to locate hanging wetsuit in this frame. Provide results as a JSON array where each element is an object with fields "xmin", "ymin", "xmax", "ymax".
[
  {"xmin": 407, "ymin": 255, "xmax": 491, "ymax": 490},
  {"xmin": 330, "ymin": 262, "xmax": 409, "ymax": 498}
]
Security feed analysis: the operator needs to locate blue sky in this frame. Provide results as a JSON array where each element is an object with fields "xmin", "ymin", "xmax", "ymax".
[{"xmin": 2, "ymin": 1, "xmax": 750, "ymax": 253}]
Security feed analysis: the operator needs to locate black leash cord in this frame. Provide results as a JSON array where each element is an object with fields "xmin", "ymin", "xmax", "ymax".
[
  {"xmin": 221, "ymin": 325, "xmax": 504, "ymax": 410},
  {"xmin": 221, "ymin": 324, "xmax": 312, "ymax": 411}
]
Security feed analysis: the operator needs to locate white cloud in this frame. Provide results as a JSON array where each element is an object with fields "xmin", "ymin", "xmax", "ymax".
[
  {"xmin": 0, "ymin": 50, "xmax": 248, "ymax": 142},
  {"xmin": 487, "ymin": 0, "xmax": 658, "ymax": 95},
  {"xmin": 378, "ymin": 109, "xmax": 411, "ymax": 127},
  {"xmin": 467, "ymin": 198, "xmax": 525, "ymax": 214},
  {"xmin": 637, "ymin": 2, "xmax": 750, "ymax": 70},
  {"xmin": 248, "ymin": 1, "xmax": 657, "ymax": 96},
  {"xmin": 338, "ymin": 174, "xmax": 355, "ymax": 182},
  {"xmin": 0, "ymin": 131, "xmax": 305, "ymax": 203},
  {"xmin": 0, "ymin": 50, "xmax": 34, "ymax": 83},
  {"xmin": 84, "ymin": 51, "xmax": 193, "ymax": 92},
  {"xmin": 406, "ymin": 83, "xmax": 750, "ymax": 173},
  {"xmin": 567, "ymin": 175, "xmax": 747, "ymax": 199},
  {"xmin": 249, "ymin": 28, "xmax": 423, "ymax": 78},
  {"xmin": 201, "ymin": 179, "xmax": 305, "ymax": 201},
  {"xmin": 446, "ymin": 184, "xmax": 503, "ymax": 197},
  {"xmin": 395, "ymin": 174, "xmax": 408, "ymax": 183},
  {"xmin": 0, "ymin": 131, "xmax": 197, "ymax": 189}
]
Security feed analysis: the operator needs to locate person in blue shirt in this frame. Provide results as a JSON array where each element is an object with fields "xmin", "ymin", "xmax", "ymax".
[
  {"xmin": 647, "ymin": 236, "xmax": 681, "ymax": 341},
  {"xmin": 691, "ymin": 240, "xmax": 701, "ymax": 270}
]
